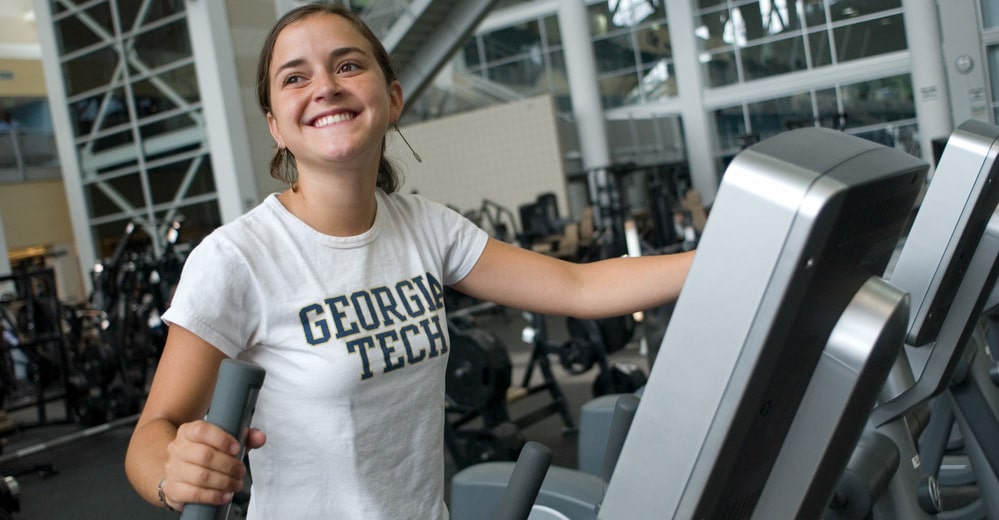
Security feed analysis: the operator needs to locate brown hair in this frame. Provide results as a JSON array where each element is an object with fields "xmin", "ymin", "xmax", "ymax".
[{"xmin": 256, "ymin": 4, "xmax": 401, "ymax": 193}]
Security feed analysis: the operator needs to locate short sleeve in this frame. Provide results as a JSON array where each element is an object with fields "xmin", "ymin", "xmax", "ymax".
[
  {"xmin": 161, "ymin": 234, "xmax": 260, "ymax": 358},
  {"xmin": 416, "ymin": 196, "xmax": 489, "ymax": 285}
]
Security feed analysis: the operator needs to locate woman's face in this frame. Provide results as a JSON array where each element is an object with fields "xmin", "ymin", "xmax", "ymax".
[{"xmin": 265, "ymin": 13, "xmax": 403, "ymax": 174}]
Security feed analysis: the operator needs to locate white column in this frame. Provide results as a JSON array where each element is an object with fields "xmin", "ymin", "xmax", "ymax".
[
  {"xmin": 557, "ymin": 0, "xmax": 610, "ymax": 171},
  {"xmin": 901, "ymin": 0, "xmax": 954, "ymax": 173},
  {"xmin": 666, "ymin": 0, "xmax": 719, "ymax": 206},
  {"xmin": 557, "ymin": 0, "xmax": 615, "ymax": 234},
  {"xmin": 937, "ymin": 0, "xmax": 989, "ymax": 126},
  {"xmin": 186, "ymin": 0, "xmax": 260, "ymax": 222},
  {"xmin": 32, "ymin": 0, "xmax": 98, "ymax": 294}
]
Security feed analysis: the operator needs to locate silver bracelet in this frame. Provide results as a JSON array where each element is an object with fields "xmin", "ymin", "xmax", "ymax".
[{"xmin": 158, "ymin": 476, "xmax": 181, "ymax": 513}]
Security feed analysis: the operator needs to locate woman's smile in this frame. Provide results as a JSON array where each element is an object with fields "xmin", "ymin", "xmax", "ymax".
[{"xmin": 310, "ymin": 111, "xmax": 356, "ymax": 128}]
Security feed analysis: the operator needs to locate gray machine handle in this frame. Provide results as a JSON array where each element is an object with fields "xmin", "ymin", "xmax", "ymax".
[
  {"xmin": 601, "ymin": 394, "xmax": 640, "ymax": 484},
  {"xmin": 493, "ymin": 441, "xmax": 553, "ymax": 520},
  {"xmin": 180, "ymin": 359, "xmax": 266, "ymax": 520}
]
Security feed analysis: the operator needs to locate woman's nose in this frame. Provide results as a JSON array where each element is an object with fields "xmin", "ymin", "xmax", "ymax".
[{"xmin": 314, "ymin": 73, "xmax": 340, "ymax": 100}]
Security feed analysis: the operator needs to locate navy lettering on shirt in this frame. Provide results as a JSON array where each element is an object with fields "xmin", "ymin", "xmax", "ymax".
[{"xmin": 297, "ymin": 272, "xmax": 451, "ymax": 380}]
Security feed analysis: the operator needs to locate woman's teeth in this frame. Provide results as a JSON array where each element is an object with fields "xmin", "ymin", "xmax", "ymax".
[{"xmin": 313, "ymin": 113, "xmax": 354, "ymax": 127}]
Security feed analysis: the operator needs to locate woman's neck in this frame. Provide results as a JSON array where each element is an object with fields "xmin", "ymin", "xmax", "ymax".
[{"xmin": 277, "ymin": 165, "xmax": 379, "ymax": 237}]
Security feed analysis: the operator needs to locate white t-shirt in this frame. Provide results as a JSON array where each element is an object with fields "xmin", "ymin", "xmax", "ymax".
[{"xmin": 162, "ymin": 190, "xmax": 489, "ymax": 519}]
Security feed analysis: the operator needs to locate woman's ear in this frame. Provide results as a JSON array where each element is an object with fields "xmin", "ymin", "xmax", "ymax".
[
  {"xmin": 266, "ymin": 112, "xmax": 285, "ymax": 149},
  {"xmin": 389, "ymin": 80, "xmax": 404, "ymax": 124}
]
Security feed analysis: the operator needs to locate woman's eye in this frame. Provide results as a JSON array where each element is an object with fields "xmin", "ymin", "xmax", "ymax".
[
  {"xmin": 283, "ymin": 74, "xmax": 303, "ymax": 86},
  {"xmin": 338, "ymin": 62, "xmax": 360, "ymax": 74}
]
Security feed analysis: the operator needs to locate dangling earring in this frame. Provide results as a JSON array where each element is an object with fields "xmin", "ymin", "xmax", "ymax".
[
  {"xmin": 394, "ymin": 123, "xmax": 422, "ymax": 163},
  {"xmin": 280, "ymin": 148, "xmax": 298, "ymax": 192}
]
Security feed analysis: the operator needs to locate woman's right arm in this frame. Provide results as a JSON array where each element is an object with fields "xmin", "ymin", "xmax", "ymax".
[{"xmin": 124, "ymin": 324, "xmax": 262, "ymax": 511}]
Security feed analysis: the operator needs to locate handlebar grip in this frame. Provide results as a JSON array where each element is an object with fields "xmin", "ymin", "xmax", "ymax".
[
  {"xmin": 493, "ymin": 441, "xmax": 553, "ymax": 520},
  {"xmin": 180, "ymin": 359, "xmax": 266, "ymax": 520}
]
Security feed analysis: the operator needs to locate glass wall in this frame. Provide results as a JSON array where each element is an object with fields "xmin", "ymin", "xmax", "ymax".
[
  {"xmin": 0, "ymin": 99, "xmax": 60, "ymax": 183},
  {"xmin": 45, "ymin": 0, "xmax": 220, "ymax": 259},
  {"xmin": 459, "ymin": 1, "xmax": 915, "ymax": 129},
  {"xmin": 451, "ymin": 0, "xmax": 922, "ymax": 197},
  {"xmin": 588, "ymin": 1, "xmax": 672, "ymax": 108},
  {"xmin": 694, "ymin": 0, "xmax": 906, "ymax": 87},
  {"xmin": 461, "ymin": 0, "xmax": 675, "ymax": 114},
  {"xmin": 462, "ymin": 14, "xmax": 569, "ymax": 111},
  {"xmin": 988, "ymin": 44, "xmax": 999, "ymax": 122},
  {"xmin": 983, "ymin": 0, "xmax": 999, "ymax": 29},
  {"xmin": 713, "ymin": 72, "xmax": 917, "ymax": 168},
  {"xmin": 980, "ymin": 0, "xmax": 999, "ymax": 128}
]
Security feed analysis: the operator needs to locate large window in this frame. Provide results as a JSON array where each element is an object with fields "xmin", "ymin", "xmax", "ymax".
[
  {"xmin": 695, "ymin": 0, "xmax": 906, "ymax": 87},
  {"xmin": 464, "ymin": 17, "xmax": 563, "ymax": 101},
  {"xmin": 461, "ymin": 1, "xmax": 674, "ymax": 113},
  {"xmin": 982, "ymin": 0, "xmax": 999, "ymax": 28},
  {"xmin": 0, "ymin": 98, "xmax": 59, "ymax": 183},
  {"xmin": 713, "ymin": 73, "xmax": 916, "ymax": 169},
  {"xmin": 988, "ymin": 44, "xmax": 999, "ymax": 122},
  {"xmin": 46, "ymin": 0, "xmax": 220, "ymax": 258}
]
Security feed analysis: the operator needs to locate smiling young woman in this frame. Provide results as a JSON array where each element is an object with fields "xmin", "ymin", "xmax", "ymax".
[
  {"xmin": 124, "ymin": 4, "xmax": 695, "ymax": 519},
  {"xmin": 265, "ymin": 14, "xmax": 403, "ymax": 192}
]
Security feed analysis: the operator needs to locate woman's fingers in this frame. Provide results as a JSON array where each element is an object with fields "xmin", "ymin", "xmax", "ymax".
[
  {"xmin": 177, "ymin": 420, "xmax": 242, "ymax": 457},
  {"xmin": 246, "ymin": 428, "xmax": 267, "ymax": 450},
  {"xmin": 163, "ymin": 420, "xmax": 248, "ymax": 505},
  {"xmin": 161, "ymin": 477, "xmax": 237, "ymax": 509}
]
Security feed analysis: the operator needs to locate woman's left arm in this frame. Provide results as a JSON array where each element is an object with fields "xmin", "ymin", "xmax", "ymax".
[{"xmin": 452, "ymin": 238, "xmax": 695, "ymax": 319}]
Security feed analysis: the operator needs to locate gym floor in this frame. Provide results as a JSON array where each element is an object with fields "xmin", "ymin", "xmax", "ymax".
[{"xmin": 0, "ymin": 307, "xmax": 663, "ymax": 519}]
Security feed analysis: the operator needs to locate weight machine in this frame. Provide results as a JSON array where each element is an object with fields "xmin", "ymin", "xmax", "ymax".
[
  {"xmin": 444, "ymin": 309, "xmax": 580, "ymax": 469},
  {"xmin": 0, "ymin": 268, "xmax": 73, "ymax": 427},
  {"xmin": 61, "ymin": 217, "xmax": 187, "ymax": 426}
]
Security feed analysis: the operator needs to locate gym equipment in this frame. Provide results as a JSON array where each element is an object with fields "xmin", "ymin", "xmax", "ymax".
[
  {"xmin": 645, "ymin": 166, "xmax": 685, "ymax": 252},
  {"xmin": 872, "ymin": 120, "xmax": 999, "ymax": 425},
  {"xmin": 576, "ymin": 389, "xmax": 642, "ymax": 477},
  {"xmin": 493, "ymin": 441, "xmax": 553, "ymax": 520},
  {"xmin": 517, "ymin": 193, "xmax": 567, "ymax": 250},
  {"xmin": 60, "ymin": 217, "xmax": 188, "ymax": 427},
  {"xmin": 752, "ymin": 276, "xmax": 909, "ymax": 518},
  {"xmin": 445, "ymin": 322, "xmax": 527, "ymax": 468},
  {"xmin": 525, "ymin": 310, "xmax": 644, "ymax": 400},
  {"xmin": 0, "ymin": 268, "xmax": 74, "ymax": 426},
  {"xmin": 444, "ymin": 308, "xmax": 584, "ymax": 468},
  {"xmin": 452, "ymin": 126, "xmax": 925, "ymax": 519},
  {"xmin": 463, "ymin": 199, "xmax": 519, "ymax": 244},
  {"xmin": 599, "ymin": 126, "xmax": 924, "ymax": 518},
  {"xmin": 836, "ymin": 119, "xmax": 999, "ymax": 519},
  {"xmin": 516, "ymin": 193, "xmax": 583, "ymax": 260},
  {"xmin": 0, "ymin": 475, "xmax": 18, "ymax": 519},
  {"xmin": 563, "ymin": 315, "xmax": 644, "ymax": 397},
  {"xmin": 181, "ymin": 359, "xmax": 266, "ymax": 520},
  {"xmin": 451, "ymin": 393, "xmax": 639, "ymax": 520}
]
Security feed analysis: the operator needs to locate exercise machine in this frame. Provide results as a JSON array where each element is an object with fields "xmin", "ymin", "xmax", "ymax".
[
  {"xmin": 600, "ymin": 126, "xmax": 924, "ymax": 519},
  {"xmin": 444, "ymin": 320, "xmax": 528, "ymax": 469},
  {"xmin": 451, "ymin": 126, "xmax": 927, "ymax": 519},
  {"xmin": 831, "ymin": 119, "xmax": 999, "ymax": 519},
  {"xmin": 181, "ymin": 359, "xmax": 265, "ymax": 520},
  {"xmin": 578, "ymin": 120, "xmax": 999, "ymax": 518}
]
